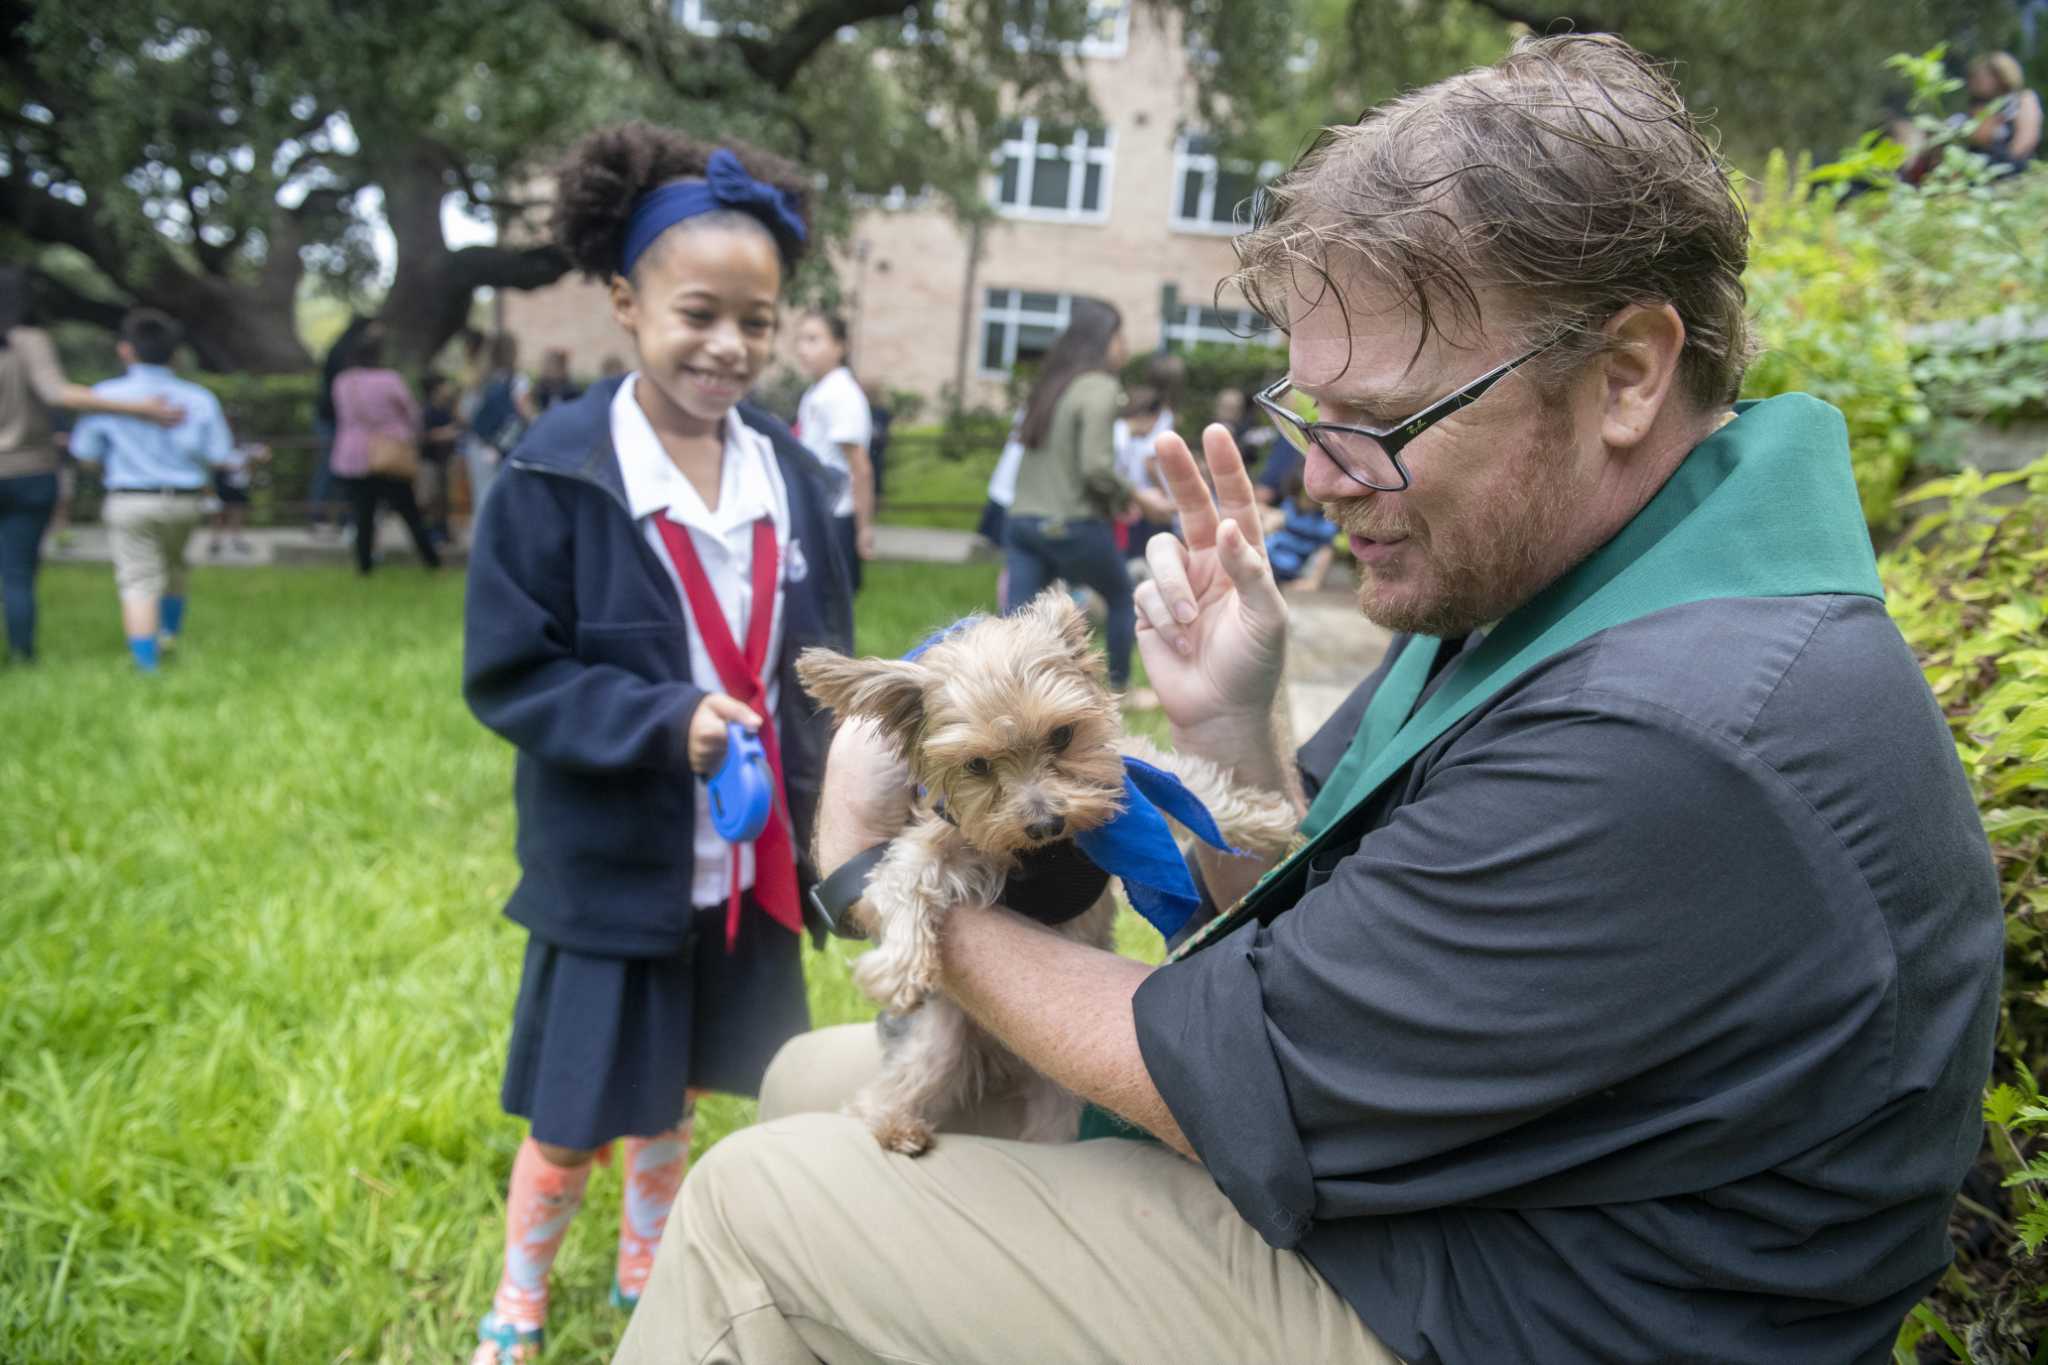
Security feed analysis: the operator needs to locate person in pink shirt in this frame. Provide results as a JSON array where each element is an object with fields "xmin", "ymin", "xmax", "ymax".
[{"xmin": 330, "ymin": 322, "xmax": 442, "ymax": 574}]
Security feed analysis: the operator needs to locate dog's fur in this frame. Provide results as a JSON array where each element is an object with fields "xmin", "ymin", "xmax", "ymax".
[{"xmin": 796, "ymin": 590, "xmax": 1300, "ymax": 1155}]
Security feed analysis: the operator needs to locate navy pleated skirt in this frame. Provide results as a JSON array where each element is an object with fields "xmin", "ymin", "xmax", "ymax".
[{"xmin": 500, "ymin": 897, "xmax": 811, "ymax": 1150}]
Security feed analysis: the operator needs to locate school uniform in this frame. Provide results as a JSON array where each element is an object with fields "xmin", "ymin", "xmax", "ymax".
[{"xmin": 463, "ymin": 375, "xmax": 853, "ymax": 1149}]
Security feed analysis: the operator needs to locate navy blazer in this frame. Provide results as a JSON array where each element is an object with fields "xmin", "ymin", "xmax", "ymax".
[{"xmin": 463, "ymin": 379, "xmax": 855, "ymax": 956}]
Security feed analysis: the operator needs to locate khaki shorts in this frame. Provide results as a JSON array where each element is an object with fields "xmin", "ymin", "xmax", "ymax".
[
  {"xmin": 104, "ymin": 491, "xmax": 204, "ymax": 600},
  {"xmin": 615, "ymin": 1023, "xmax": 1403, "ymax": 1365}
]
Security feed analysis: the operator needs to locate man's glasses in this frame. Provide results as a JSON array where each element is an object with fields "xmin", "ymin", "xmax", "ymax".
[{"xmin": 1254, "ymin": 344, "xmax": 1552, "ymax": 492}]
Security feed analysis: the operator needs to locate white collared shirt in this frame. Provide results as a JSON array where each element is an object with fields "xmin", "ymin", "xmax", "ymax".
[
  {"xmin": 795, "ymin": 365, "xmax": 871, "ymax": 518},
  {"xmin": 612, "ymin": 376, "xmax": 793, "ymax": 907}
]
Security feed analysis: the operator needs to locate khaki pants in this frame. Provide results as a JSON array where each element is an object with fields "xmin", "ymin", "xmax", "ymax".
[
  {"xmin": 615, "ymin": 1023, "xmax": 1401, "ymax": 1365},
  {"xmin": 103, "ymin": 490, "xmax": 203, "ymax": 600}
]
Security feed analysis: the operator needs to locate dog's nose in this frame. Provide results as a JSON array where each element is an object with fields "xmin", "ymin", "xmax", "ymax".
[{"xmin": 1025, "ymin": 817, "xmax": 1065, "ymax": 842}]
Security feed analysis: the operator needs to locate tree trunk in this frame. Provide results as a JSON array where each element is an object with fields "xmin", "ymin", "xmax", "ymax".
[
  {"xmin": 146, "ymin": 275, "xmax": 312, "ymax": 373},
  {"xmin": 372, "ymin": 133, "xmax": 573, "ymax": 369}
]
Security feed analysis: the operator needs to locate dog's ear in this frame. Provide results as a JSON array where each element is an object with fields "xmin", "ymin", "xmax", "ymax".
[
  {"xmin": 1019, "ymin": 587, "xmax": 1094, "ymax": 664},
  {"xmin": 796, "ymin": 648, "xmax": 930, "ymax": 748}
]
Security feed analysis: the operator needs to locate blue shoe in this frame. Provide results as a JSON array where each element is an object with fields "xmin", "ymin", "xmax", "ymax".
[
  {"xmin": 609, "ymin": 1277, "xmax": 640, "ymax": 1312},
  {"xmin": 471, "ymin": 1311, "xmax": 543, "ymax": 1364}
]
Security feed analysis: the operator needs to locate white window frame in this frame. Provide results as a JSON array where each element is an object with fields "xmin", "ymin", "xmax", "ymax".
[
  {"xmin": 991, "ymin": 118, "xmax": 1115, "ymax": 224},
  {"xmin": 1169, "ymin": 134, "xmax": 1280, "ymax": 236},
  {"xmin": 1161, "ymin": 293, "xmax": 1277, "ymax": 352},
  {"xmin": 979, "ymin": 288, "xmax": 1074, "ymax": 377}
]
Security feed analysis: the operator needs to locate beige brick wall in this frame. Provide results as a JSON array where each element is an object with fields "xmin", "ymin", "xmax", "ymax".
[{"xmin": 502, "ymin": 3, "xmax": 1263, "ymax": 412}]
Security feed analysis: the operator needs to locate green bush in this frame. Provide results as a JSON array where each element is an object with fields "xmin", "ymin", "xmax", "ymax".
[
  {"xmin": 1121, "ymin": 341, "xmax": 1288, "ymax": 447},
  {"xmin": 1881, "ymin": 457, "xmax": 2048, "ymax": 1360}
]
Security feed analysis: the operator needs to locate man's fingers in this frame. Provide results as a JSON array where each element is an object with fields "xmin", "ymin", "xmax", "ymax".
[
  {"xmin": 1216, "ymin": 520, "xmax": 1286, "ymax": 625},
  {"xmin": 1152, "ymin": 430, "xmax": 1220, "ymax": 550},
  {"xmin": 1134, "ymin": 568, "xmax": 1193, "ymax": 658},
  {"xmin": 1204, "ymin": 424, "xmax": 1266, "ymax": 553},
  {"xmin": 1142, "ymin": 531, "xmax": 1200, "ymax": 642}
]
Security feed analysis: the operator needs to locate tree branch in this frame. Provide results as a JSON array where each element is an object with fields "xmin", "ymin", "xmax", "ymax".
[
  {"xmin": 27, "ymin": 267, "xmax": 129, "ymax": 331},
  {"xmin": 732, "ymin": 0, "xmax": 921, "ymax": 91},
  {"xmin": 446, "ymin": 241, "xmax": 573, "ymax": 294}
]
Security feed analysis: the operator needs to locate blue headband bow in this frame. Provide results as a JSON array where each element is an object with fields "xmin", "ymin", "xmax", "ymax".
[{"xmin": 620, "ymin": 148, "xmax": 807, "ymax": 276}]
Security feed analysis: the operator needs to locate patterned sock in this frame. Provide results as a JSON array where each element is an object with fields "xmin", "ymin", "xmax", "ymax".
[
  {"xmin": 490, "ymin": 1138, "xmax": 592, "ymax": 1332},
  {"xmin": 128, "ymin": 636, "xmax": 159, "ymax": 672},
  {"xmin": 615, "ymin": 1116, "xmax": 693, "ymax": 1301},
  {"xmin": 159, "ymin": 596, "xmax": 186, "ymax": 637}
]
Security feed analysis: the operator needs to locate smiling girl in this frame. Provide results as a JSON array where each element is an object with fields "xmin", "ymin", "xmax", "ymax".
[{"xmin": 460, "ymin": 123, "xmax": 853, "ymax": 1363}]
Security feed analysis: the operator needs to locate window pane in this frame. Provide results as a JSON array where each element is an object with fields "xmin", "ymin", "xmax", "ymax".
[
  {"xmin": 1081, "ymin": 163, "xmax": 1103, "ymax": 211},
  {"xmin": 986, "ymin": 287, "xmax": 1014, "ymax": 310},
  {"xmin": 1084, "ymin": 127, "xmax": 1109, "ymax": 149},
  {"xmin": 1178, "ymin": 168, "xmax": 1204, "ymax": 221},
  {"xmin": 998, "ymin": 156, "xmax": 1021, "ymax": 206},
  {"xmin": 1017, "ymin": 323, "xmax": 1060, "ymax": 364},
  {"xmin": 983, "ymin": 321, "xmax": 1008, "ymax": 371},
  {"xmin": 1213, "ymin": 166, "xmax": 1258, "ymax": 224},
  {"xmin": 1019, "ymin": 291, "xmax": 1061, "ymax": 313},
  {"xmin": 1030, "ymin": 153, "xmax": 1071, "ymax": 209}
]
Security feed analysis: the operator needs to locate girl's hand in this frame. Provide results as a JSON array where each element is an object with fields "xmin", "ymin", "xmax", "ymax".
[
  {"xmin": 1133, "ymin": 423, "xmax": 1289, "ymax": 734},
  {"xmin": 856, "ymin": 524, "xmax": 876, "ymax": 560},
  {"xmin": 687, "ymin": 692, "xmax": 762, "ymax": 775}
]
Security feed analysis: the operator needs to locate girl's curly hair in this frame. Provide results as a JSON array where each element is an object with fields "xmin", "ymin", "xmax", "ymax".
[{"xmin": 552, "ymin": 122, "xmax": 812, "ymax": 280}]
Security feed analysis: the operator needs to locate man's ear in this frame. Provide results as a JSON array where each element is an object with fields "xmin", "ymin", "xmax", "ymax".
[
  {"xmin": 796, "ymin": 649, "xmax": 929, "ymax": 752},
  {"xmin": 1018, "ymin": 587, "xmax": 1094, "ymax": 664},
  {"xmin": 1599, "ymin": 302, "xmax": 1687, "ymax": 450}
]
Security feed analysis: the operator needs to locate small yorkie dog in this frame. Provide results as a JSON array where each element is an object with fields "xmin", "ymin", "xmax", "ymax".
[{"xmin": 796, "ymin": 589, "xmax": 1300, "ymax": 1155}]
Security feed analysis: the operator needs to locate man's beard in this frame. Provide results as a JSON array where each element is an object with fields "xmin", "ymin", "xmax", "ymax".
[{"xmin": 1329, "ymin": 410, "xmax": 1582, "ymax": 639}]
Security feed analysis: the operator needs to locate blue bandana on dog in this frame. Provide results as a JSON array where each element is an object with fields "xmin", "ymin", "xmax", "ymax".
[
  {"xmin": 1077, "ymin": 757, "xmax": 1241, "ymax": 940},
  {"xmin": 906, "ymin": 618, "xmax": 1240, "ymax": 940}
]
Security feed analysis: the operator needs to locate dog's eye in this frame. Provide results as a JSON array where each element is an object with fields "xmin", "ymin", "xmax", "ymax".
[
  {"xmin": 1048, "ymin": 724, "xmax": 1073, "ymax": 752},
  {"xmin": 965, "ymin": 756, "xmax": 992, "ymax": 777}
]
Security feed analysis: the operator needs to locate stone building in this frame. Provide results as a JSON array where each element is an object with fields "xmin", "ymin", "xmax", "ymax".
[{"xmin": 501, "ymin": 0, "xmax": 1279, "ymax": 410}]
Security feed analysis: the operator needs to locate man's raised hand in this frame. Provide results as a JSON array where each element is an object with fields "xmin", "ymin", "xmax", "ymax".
[{"xmin": 1132, "ymin": 423, "xmax": 1288, "ymax": 737}]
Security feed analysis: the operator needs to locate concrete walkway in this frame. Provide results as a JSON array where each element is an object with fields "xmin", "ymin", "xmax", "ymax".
[
  {"xmin": 40, "ymin": 519, "xmax": 987, "ymax": 570},
  {"xmin": 43, "ymin": 518, "xmax": 1387, "ymax": 735}
]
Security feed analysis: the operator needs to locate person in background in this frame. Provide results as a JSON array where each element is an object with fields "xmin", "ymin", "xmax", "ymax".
[
  {"xmin": 793, "ymin": 311, "xmax": 874, "ymax": 592},
  {"xmin": 1262, "ymin": 471, "xmax": 1340, "ymax": 593},
  {"xmin": 533, "ymin": 348, "xmax": 584, "ymax": 411},
  {"xmin": 1004, "ymin": 297, "xmax": 1146, "ymax": 704},
  {"xmin": 420, "ymin": 372, "xmax": 462, "ymax": 545},
  {"xmin": 976, "ymin": 415, "xmax": 1027, "ymax": 611},
  {"xmin": 0, "ymin": 269, "xmax": 183, "ymax": 664},
  {"xmin": 451, "ymin": 328, "xmax": 489, "ymax": 531},
  {"xmin": 310, "ymin": 315, "xmax": 372, "ymax": 536},
  {"xmin": 68, "ymin": 309, "xmax": 237, "ymax": 671},
  {"xmin": 466, "ymin": 333, "xmax": 538, "ymax": 517},
  {"xmin": 329, "ymin": 324, "xmax": 442, "ymax": 576},
  {"xmin": 861, "ymin": 374, "xmax": 893, "ymax": 502},
  {"xmin": 1113, "ymin": 384, "xmax": 1175, "ymax": 558},
  {"xmin": 205, "ymin": 439, "xmax": 267, "ymax": 559},
  {"xmin": 599, "ymin": 354, "xmax": 629, "ymax": 380},
  {"xmin": 1965, "ymin": 51, "xmax": 2041, "ymax": 175}
]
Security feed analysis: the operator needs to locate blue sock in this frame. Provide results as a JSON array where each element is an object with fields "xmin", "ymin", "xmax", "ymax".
[
  {"xmin": 159, "ymin": 596, "xmax": 186, "ymax": 637},
  {"xmin": 128, "ymin": 636, "xmax": 160, "ymax": 672}
]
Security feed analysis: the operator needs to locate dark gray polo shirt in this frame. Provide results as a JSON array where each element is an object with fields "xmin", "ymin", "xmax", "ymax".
[{"xmin": 1134, "ymin": 593, "xmax": 2002, "ymax": 1365}]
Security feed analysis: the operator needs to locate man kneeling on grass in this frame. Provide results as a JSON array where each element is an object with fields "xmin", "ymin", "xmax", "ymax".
[{"xmin": 617, "ymin": 35, "xmax": 2002, "ymax": 1365}]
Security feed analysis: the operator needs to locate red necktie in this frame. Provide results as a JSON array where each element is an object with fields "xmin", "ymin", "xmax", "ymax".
[{"xmin": 653, "ymin": 515, "xmax": 801, "ymax": 950}]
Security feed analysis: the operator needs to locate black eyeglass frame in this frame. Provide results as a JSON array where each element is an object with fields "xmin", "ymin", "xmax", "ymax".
[{"xmin": 1254, "ymin": 343, "xmax": 1552, "ymax": 492}]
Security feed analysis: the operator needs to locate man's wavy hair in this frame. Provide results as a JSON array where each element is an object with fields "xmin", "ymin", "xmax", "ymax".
[{"xmin": 1234, "ymin": 33, "xmax": 1753, "ymax": 410}]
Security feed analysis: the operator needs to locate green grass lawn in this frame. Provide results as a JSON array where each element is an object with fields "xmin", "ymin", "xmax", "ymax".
[{"xmin": 0, "ymin": 559, "xmax": 1163, "ymax": 1364}]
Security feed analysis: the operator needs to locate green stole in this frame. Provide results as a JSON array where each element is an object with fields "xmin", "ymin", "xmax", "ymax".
[{"xmin": 1163, "ymin": 392, "xmax": 1884, "ymax": 966}]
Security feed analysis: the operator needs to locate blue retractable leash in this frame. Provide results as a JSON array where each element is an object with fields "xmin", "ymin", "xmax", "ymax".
[{"xmin": 708, "ymin": 722, "xmax": 773, "ymax": 842}]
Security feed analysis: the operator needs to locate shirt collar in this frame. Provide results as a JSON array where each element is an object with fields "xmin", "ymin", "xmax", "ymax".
[{"xmin": 612, "ymin": 376, "xmax": 777, "ymax": 535}]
